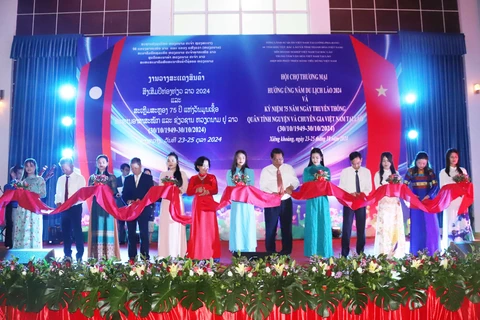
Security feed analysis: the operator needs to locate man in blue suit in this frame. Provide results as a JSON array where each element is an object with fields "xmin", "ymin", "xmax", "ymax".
[{"xmin": 122, "ymin": 158, "xmax": 154, "ymax": 261}]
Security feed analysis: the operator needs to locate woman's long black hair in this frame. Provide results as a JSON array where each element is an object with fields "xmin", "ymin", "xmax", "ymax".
[
  {"xmin": 445, "ymin": 148, "xmax": 464, "ymax": 177},
  {"xmin": 167, "ymin": 152, "xmax": 183, "ymax": 186},
  {"xmin": 230, "ymin": 150, "xmax": 250, "ymax": 177},
  {"xmin": 411, "ymin": 151, "xmax": 433, "ymax": 175},
  {"xmin": 95, "ymin": 154, "xmax": 111, "ymax": 176},
  {"xmin": 378, "ymin": 152, "xmax": 397, "ymax": 185},
  {"xmin": 307, "ymin": 148, "xmax": 325, "ymax": 167},
  {"xmin": 22, "ymin": 158, "xmax": 38, "ymax": 179}
]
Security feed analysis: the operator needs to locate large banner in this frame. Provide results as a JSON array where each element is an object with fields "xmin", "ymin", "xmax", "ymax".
[{"xmin": 76, "ymin": 34, "xmax": 404, "ymax": 240}]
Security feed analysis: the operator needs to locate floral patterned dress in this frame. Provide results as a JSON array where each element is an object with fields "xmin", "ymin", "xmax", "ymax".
[
  {"xmin": 13, "ymin": 176, "xmax": 46, "ymax": 248},
  {"xmin": 373, "ymin": 170, "xmax": 406, "ymax": 258},
  {"xmin": 439, "ymin": 167, "xmax": 474, "ymax": 249}
]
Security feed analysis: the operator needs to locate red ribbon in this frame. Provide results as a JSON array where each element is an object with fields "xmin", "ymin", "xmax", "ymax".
[
  {"xmin": 0, "ymin": 182, "xmax": 473, "ymax": 226},
  {"xmin": 217, "ymin": 185, "xmax": 282, "ymax": 210},
  {"xmin": 0, "ymin": 185, "xmax": 192, "ymax": 226},
  {"xmin": 291, "ymin": 181, "xmax": 474, "ymax": 214},
  {"xmin": 422, "ymin": 182, "xmax": 474, "ymax": 214},
  {"xmin": 291, "ymin": 180, "xmax": 358, "ymax": 208}
]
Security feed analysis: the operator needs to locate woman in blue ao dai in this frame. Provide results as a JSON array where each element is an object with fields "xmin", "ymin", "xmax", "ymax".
[
  {"xmin": 227, "ymin": 150, "xmax": 256, "ymax": 252},
  {"xmin": 302, "ymin": 148, "xmax": 333, "ymax": 257}
]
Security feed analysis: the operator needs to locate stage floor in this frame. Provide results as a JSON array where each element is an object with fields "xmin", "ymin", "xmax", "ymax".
[{"xmin": 6, "ymin": 237, "xmax": 410, "ymax": 264}]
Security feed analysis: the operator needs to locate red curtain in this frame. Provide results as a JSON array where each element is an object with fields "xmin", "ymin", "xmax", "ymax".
[{"xmin": 1, "ymin": 288, "xmax": 478, "ymax": 320}]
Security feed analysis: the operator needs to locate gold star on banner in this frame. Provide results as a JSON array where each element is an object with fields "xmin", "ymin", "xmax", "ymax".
[{"xmin": 376, "ymin": 85, "xmax": 387, "ymax": 97}]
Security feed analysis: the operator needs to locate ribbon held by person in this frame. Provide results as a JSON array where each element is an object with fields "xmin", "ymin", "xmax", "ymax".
[
  {"xmin": 290, "ymin": 180, "xmax": 474, "ymax": 214},
  {"xmin": 0, "ymin": 184, "xmax": 191, "ymax": 226},
  {"xmin": 217, "ymin": 185, "xmax": 282, "ymax": 210}
]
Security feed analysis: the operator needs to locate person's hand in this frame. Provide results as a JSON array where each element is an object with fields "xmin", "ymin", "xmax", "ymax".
[
  {"xmin": 285, "ymin": 185, "xmax": 294, "ymax": 195},
  {"xmin": 127, "ymin": 200, "xmax": 133, "ymax": 205},
  {"xmin": 195, "ymin": 187, "xmax": 204, "ymax": 194},
  {"xmin": 56, "ymin": 203, "xmax": 61, "ymax": 207},
  {"xmin": 422, "ymin": 195, "xmax": 430, "ymax": 201},
  {"xmin": 199, "ymin": 189, "xmax": 210, "ymax": 196},
  {"xmin": 350, "ymin": 192, "xmax": 358, "ymax": 197},
  {"xmin": 136, "ymin": 198, "xmax": 140, "ymax": 202}
]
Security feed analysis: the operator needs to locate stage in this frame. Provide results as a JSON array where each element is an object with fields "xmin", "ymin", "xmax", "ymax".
[
  {"xmin": 1, "ymin": 237, "xmax": 479, "ymax": 320},
  {"xmin": 11, "ymin": 237, "xmax": 384, "ymax": 264}
]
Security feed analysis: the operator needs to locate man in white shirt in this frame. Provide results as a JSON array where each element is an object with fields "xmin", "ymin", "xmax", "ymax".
[
  {"xmin": 339, "ymin": 151, "xmax": 372, "ymax": 257},
  {"xmin": 55, "ymin": 157, "xmax": 86, "ymax": 262},
  {"xmin": 260, "ymin": 148, "xmax": 300, "ymax": 255},
  {"xmin": 116, "ymin": 163, "xmax": 130, "ymax": 245}
]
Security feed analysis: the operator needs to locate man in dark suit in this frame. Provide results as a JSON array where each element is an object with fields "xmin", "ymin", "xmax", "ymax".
[
  {"xmin": 122, "ymin": 158, "xmax": 154, "ymax": 260},
  {"xmin": 116, "ymin": 163, "xmax": 130, "ymax": 245}
]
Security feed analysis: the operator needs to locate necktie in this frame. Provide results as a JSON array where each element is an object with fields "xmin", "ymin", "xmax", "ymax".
[
  {"xmin": 135, "ymin": 175, "xmax": 139, "ymax": 187},
  {"xmin": 65, "ymin": 176, "xmax": 70, "ymax": 202},
  {"xmin": 277, "ymin": 168, "xmax": 284, "ymax": 194},
  {"xmin": 355, "ymin": 170, "xmax": 361, "ymax": 193}
]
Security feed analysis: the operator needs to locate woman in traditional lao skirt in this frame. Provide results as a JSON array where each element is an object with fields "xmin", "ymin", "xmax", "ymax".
[
  {"xmin": 404, "ymin": 151, "xmax": 440, "ymax": 256},
  {"xmin": 13, "ymin": 158, "xmax": 46, "ymax": 249},
  {"xmin": 186, "ymin": 156, "xmax": 221, "ymax": 260},
  {"xmin": 88, "ymin": 154, "xmax": 120, "ymax": 260}
]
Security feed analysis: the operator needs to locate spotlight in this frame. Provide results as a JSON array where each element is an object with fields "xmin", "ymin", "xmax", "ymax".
[
  {"xmin": 59, "ymin": 84, "xmax": 76, "ymax": 101},
  {"xmin": 61, "ymin": 116, "xmax": 73, "ymax": 127},
  {"xmin": 474, "ymin": 83, "xmax": 480, "ymax": 94},
  {"xmin": 407, "ymin": 130, "xmax": 418, "ymax": 140},
  {"xmin": 404, "ymin": 93, "xmax": 417, "ymax": 104},
  {"xmin": 62, "ymin": 148, "xmax": 74, "ymax": 158}
]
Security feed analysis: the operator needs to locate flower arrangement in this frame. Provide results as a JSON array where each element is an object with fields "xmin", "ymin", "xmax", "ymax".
[
  {"xmin": 161, "ymin": 176, "xmax": 180, "ymax": 187},
  {"xmin": 386, "ymin": 173, "xmax": 403, "ymax": 184},
  {"xmin": 0, "ymin": 251, "xmax": 478, "ymax": 319},
  {"xmin": 314, "ymin": 169, "xmax": 329, "ymax": 181},
  {"xmin": 452, "ymin": 173, "xmax": 470, "ymax": 183},
  {"xmin": 92, "ymin": 174, "xmax": 108, "ymax": 185},
  {"xmin": 11, "ymin": 180, "xmax": 29, "ymax": 190},
  {"xmin": 232, "ymin": 173, "xmax": 250, "ymax": 186}
]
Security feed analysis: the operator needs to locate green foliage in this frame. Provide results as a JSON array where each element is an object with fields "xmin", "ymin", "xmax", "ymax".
[{"xmin": 0, "ymin": 251, "xmax": 479, "ymax": 318}]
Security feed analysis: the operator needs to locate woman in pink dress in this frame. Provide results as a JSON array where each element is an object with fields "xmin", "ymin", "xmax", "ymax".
[
  {"xmin": 186, "ymin": 156, "xmax": 221, "ymax": 260},
  {"xmin": 157, "ymin": 152, "xmax": 188, "ymax": 257}
]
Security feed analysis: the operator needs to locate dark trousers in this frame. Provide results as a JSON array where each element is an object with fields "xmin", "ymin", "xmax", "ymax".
[
  {"xmin": 61, "ymin": 204, "xmax": 84, "ymax": 260},
  {"xmin": 341, "ymin": 206, "xmax": 366, "ymax": 257},
  {"xmin": 264, "ymin": 198, "xmax": 293, "ymax": 255},
  {"xmin": 116, "ymin": 198, "xmax": 127, "ymax": 244},
  {"xmin": 4, "ymin": 204, "xmax": 14, "ymax": 248},
  {"xmin": 127, "ymin": 206, "xmax": 153, "ymax": 260},
  {"xmin": 117, "ymin": 220, "xmax": 127, "ymax": 244}
]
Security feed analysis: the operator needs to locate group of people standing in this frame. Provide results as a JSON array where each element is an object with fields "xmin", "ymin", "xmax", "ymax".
[
  {"xmin": 1, "ymin": 147, "xmax": 473, "ymax": 261},
  {"xmin": 340, "ymin": 148, "xmax": 473, "ymax": 258}
]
